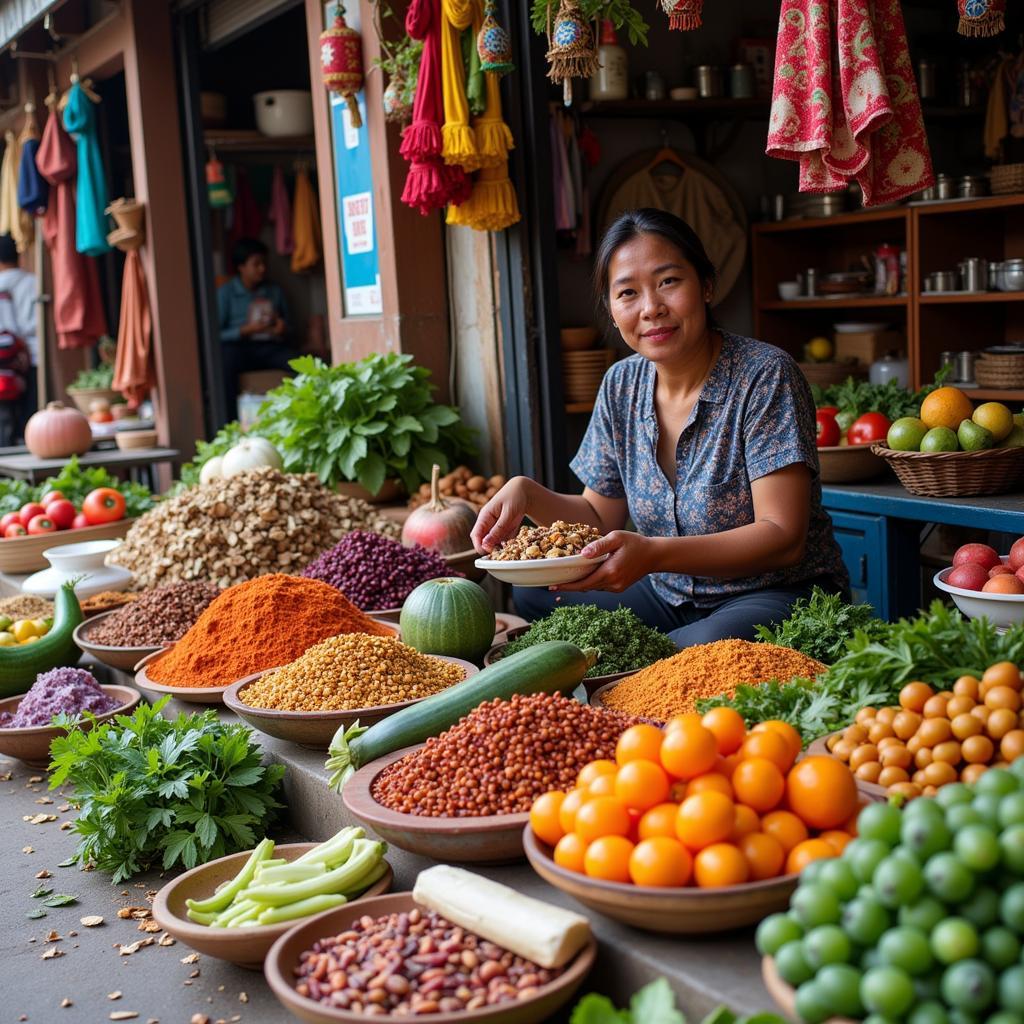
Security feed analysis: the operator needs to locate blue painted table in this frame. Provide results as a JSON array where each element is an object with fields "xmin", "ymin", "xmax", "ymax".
[{"xmin": 822, "ymin": 482, "xmax": 1024, "ymax": 620}]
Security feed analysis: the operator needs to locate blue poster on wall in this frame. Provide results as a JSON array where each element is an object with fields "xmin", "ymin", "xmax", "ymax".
[{"xmin": 326, "ymin": 2, "xmax": 382, "ymax": 316}]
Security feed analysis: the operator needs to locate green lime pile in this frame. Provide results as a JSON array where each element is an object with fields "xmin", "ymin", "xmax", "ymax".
[
  {"xmin": 757, "ymin": 763, "xmax": 1024, "ymax": 1024},
  {"xmin": 888, "ymin": 405, "xmax": 1024, "ymax": 454}
]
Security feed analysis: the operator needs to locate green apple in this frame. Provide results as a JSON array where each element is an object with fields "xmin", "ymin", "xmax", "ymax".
[{"xmin": 999, "ymin": 424, "xmax": 1024, "ymax": 449}]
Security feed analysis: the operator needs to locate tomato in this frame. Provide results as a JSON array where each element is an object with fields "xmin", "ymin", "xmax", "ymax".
[
  {"xmin": 816, "ymin": 406, "xmax": 839, "ymax": 417},
  {"xmin": 816, "ymin": 409, "xmax": 840, "ymax": 447},
  {"xmin": 0, "ymin": 512, "xmax": 20, "ymax": 531},
  {"xmin": 82, "ymin": 487, "xmax": 126, "ymax": 524},
  {"xmin": 71, "ymin": 513, "xmax": 89, "ymax": 530},
  {"xmin": 847, "ymin": 412, "xmax": 891, "ymax": 446},
  {"xmin": 44, "ymin": 499, "xmax": 76, "ymax": 530},
  {"xmin": 3, "ymin": 523, "xmax": 27, "ymax": 537},
  {"xmin": 27, "ymin": 514, "xmax": 57, "ymax": 535},
  {"xmin": 40, "ymin": 490, "xmax": 65, "ymax": 506},
  {"xmin": 18, "ymin": 502, "xmax": 45, "ymax": 527}
]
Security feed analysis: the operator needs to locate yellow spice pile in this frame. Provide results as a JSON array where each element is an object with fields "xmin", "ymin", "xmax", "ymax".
[
  {"xmin": 601, "ymin": 639, "xmax": 826, "ymax": 720},
  {"xmin": 240, "ymin": 634, "xmax": 465, "ymax": 712}
]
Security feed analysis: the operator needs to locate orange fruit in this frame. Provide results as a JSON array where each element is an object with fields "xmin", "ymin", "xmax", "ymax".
[
  {"xmin": 577, "ymin": 759, "xmax": 618, "ymax": 788},
  {"xmin": 983, "ymin": 661, "xmax": 1023, "ymax": 690},
  {"xmin": 628, "ymin": 836, "xmax": 693, "ymax": 887},
  {"xmin": 819, "ymin": 830, "xmax": 853, "ymax": 854},
  {"xmin": 675, "ymin": 791, "xmax": 735, "ymax": 851},
  {"xmin": 785, "ymin": 838, "xmax": 837, "ymax": 876},
  {"xmin": 785, "ymin": 756, "xmax": 858, "ymax": 830},
  {"xmin": 588, "ymin": 773, "xmax": 618, "ymax": 797},
  {"xmin": 615, "ymin": 724, "xmax": 664, "ymax": 766},
  {"xmin": 615, "ymin": 759, "xmax": 670, "ymax": 811},
  {"xmin": 701, "ymin": 707, "xmax": 747, "ymax": 755},
  {"xmin": 583, "ymin": 835, "xmax": 634, "ymax": 883},
  {"xmin": 694, "ymin": 842, "xmax": 749, "ymax": 888},
  {"xmin": 731, "ymin": 757, "xmax": 785, "ymax": 813},
  {"xmin": 761, "ymin": 810, "xmax": 809, "ymax": 853},
  {"xmin": 638, "ymin": 802, "xmax": 681, "ymax": 840},
  {"xmin": 553, "ymin": 832, "xmax": 587, "ymax": 873},
  {"xmin": 739, "ymin": 831, "xmax": 786, "ymax": 881},
  {"xmin": 685, "ymin": 773, "xmax": 734, "ymax": 800},
  {"xmin": 731, "ymin": 804, "xmax": 761, "ymax": 841},
  {"xmin": 659, "ymin": 721, "xmax": 718, "ymax": 780},
  {"xmin": 665, "ymin": 713, "xmax": 703, "ymax": 733},
  {"xmin": 753, "ymin": 720, "xmax": 803, "ymax": 765},
  {"xmin": 741, "ymin": 730, "xmax": 795, "ymax": 773},
  {"xmin": 719, "ymin": 752, "xmax": 743, "ymax": 778},
  {"xmin": 574, "ymin": 796, "xmax": 631, "ymax": 843},
  {"xmin": 899, "ymin": 681, "xmax": 934, "ymax": 712},
  {"xmin": 920, "ymin": 386, "xmax": 974, "ymax": 431},
  {"xmin": 558, "ymin": 788, "xmax": 589, "ymax": 834},
  {"xmin": 529, "ymin": 791, "xmax": 566, "ymax": 846}
]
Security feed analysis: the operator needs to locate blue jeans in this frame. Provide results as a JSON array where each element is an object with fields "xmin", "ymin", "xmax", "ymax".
[{"xmin": 513, "ymin": 576, "xmax": 830, "ymax": 649}]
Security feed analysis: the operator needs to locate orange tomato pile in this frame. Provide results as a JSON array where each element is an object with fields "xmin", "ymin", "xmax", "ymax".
[{"xmin": 528, "ymin": 709, "xmax": 860, "ymax": 889}]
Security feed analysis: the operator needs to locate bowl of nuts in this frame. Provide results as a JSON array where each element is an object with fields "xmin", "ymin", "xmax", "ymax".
[{"xmin": 475, "ymin": 522, "xmax": 608, "ymax": 588}]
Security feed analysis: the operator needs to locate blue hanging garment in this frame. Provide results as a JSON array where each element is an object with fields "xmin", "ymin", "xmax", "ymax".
[
  {"xmin": 62, "ymin": 82, "xmax": 110, "ymax": 256},
  {"xmin": 18, "ymin": 137, "xmax": 48, "ymax": 215}
]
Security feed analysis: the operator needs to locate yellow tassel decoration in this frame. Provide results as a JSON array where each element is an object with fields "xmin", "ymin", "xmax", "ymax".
[
  {"xmin": 447, "ymin": 163, "xmax": 520, "ymax": 232},
  {"xmin": 440, "ymin": 0, "xmax": 480, "ymax": 171}
]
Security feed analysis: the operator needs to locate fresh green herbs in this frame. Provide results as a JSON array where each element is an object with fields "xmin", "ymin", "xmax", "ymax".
[
  {"xmin": 754, "ymin": 587, "xmax": 889, "ymax": 665},
  {"xmin": 48, "ymin": 698, "xmax": 285, "ymax": 883},
  {"xmin": 41, "ymin": 893, "xmax": 78, "ymax": 907},
  {"xmin": 502, "ymin": 605, "xmax": 677, "ymax": 678},
  {"xmin": 0, "ymin": 456, "xmax": 155, "ymax": 517},
  {"xmin": 173, "ymin": 420, "xmax": 252, "ymax": 493},
  {"xmin": 530, "ymin": 0, "xmax": 649, "ymax": 46},
  {"xmin": 68, "ymin": 363, "xmax": 115, "ymax": 390},
  {"xmin": 811, "ymin": 367, "xmax": 951, "ymax": 422}
]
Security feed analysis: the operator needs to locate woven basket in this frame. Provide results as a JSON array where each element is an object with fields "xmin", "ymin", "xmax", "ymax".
[
  {"xmin": 870, "ymin": 444, "xmax": 1024, "ymax": 497},
  {"xmin": 798, "ymin": 361, "xmax": 867, "ymax": 388},
  {"xmin": 990, "ymin": 164, "xmax": 1024, "ymax": 195},
  {"xmin": 976, "ymin": 365, "xmax": 1024, "ymax": 388}
]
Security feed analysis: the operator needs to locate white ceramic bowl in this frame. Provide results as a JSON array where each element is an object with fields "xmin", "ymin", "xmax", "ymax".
[
  {"xmin": 22, "ymin": 538, "xmax": 134, "ymax": 599},
  {"xmin": 43, "ymin": 538, "xmax": 122, "ymax": 571},
  {"xmin": 253, "ymin": 90, "xmax": 313, "ymax": 137},
  {"xmin": 933, "ymin": 563, "xmax": 1024, "ymax": 627},
  {"xmin": 474, "ymin": 553, "xmax": 609, "ymax": 587},
  {"xmin": 778, "ymin": 281, "xmax": 801, "ymax": 300}
]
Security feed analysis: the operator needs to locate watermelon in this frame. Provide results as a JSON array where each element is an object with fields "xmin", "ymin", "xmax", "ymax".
[{"xmin": 399, "ymin": 577, "xmax": 495, "ymax": 664}]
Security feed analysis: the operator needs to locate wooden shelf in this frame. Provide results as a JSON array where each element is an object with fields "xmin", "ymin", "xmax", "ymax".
[
  {"xmin": 755, "ymin": 208, "xmax": 909, "ymax": 234},
  {"xmin": 565, "ymin": 402, "xmax": 595, "ymax": 414},
  {"xmin": 203, "ymin": 130, "xmax": 316, "ymax": 153},
  {"xmin": 919, "ymin": 291, "xmax": 1024, "ymax": 304},
  {"xmin": 759, "ymin": 295, "xmax": 909, "ymax": 311},
  {"xmin": 580, "ymin": 97, "xmax": 768, "ymax": 119},
  {"xmin": 913, "ymin": 194, "xmax": 1024, "ymax": 216},
  {"xmin": 968, "ymin": 389, "xmax": 1024, "ymax": 401}
]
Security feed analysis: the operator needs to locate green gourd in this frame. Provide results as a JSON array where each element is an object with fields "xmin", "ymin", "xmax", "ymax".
[{"xmin": 399, "ymin": 577, "xmax": 494, "ymax": 664}]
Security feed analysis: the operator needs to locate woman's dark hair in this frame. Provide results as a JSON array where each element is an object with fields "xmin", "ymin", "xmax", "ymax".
[
  {"xmin": 593, "ymin": 208, "xmax": 717, "ymax": 316},
  {"xmin": 232, "ymin": 237, "xmax": 268, "ymax": 270}
]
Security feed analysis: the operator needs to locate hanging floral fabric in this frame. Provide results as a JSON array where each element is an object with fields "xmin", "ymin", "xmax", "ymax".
[
  {"xmin": 957, "ymin": 0, "xmax": 1005, "ymax": 38},
  {"xmin": 35, "ymin": 103, "xmax": 107, "ymax": 349},
  {"xmin": 477, "ymin": 0, "xmax": 514, "ymax": 75},
  {"xmin": 112, "ymin": 249, "xmax": 155, "ymax": 406},
  {"xmin": 268, "ymin": 166, "xmax": 294, "ymax": 256},
  {"xmin": 661, "ymin": 0, "xmax": 703, "ymax": 30},
  {"xmin": 441, "ymin": 0, "xmax": 480, "ymax": 170},
  {"xmin": 546, "ymin": 0, "xmax": 598, "ymax": 105},
  {"xmin": 291, "ymin": 167, "xmax": 322, "ymax": 273},
  {"xmin": 62, "ymin": 81, "xmax": 110, "ymax": 256},
  {"xmin": 766, "ymin": 0, "xmax": 934, "ymax": 207}
]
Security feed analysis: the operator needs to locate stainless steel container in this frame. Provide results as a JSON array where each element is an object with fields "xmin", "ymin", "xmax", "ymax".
[
  {"xmin": 644, "ymin": 70, "xmax": 666, "ymax": 101},
  {"xmin": 936, "ymin": 174, "xmax": 957, "ymax": 200},
  {"xmin": 1003, "ymin": 258, "xmax": 1024, "ymax": 291},
  {"xmin": 940, "ymin": 351, "xmax": 958, "ymax": 372},
  {"xmin": 989, "ymin": 261, "xmax": 1004, "ymax": 289},
  {"xmin": 802, "ymin": 268, "xmax": 819, "ymax": 297},
  {"xmin": 933, "ymin": 270, "xmax": 961, "ymax": 292},
  {"xmin": 956, "ymin": 350, "xmax": 976, "ymax": 384},
  {"xmin": 958, "ymin": 175, "xmax": 988, "ymax": 199},
  {"xmin": 917, "ymin": 59, "xmax": 937, "ymax": 100},
  {"xmin": 729, "ymin": 64, "xmax": 755, "ymax": 99},
  {"xmin": 694, "ymin": 65, "xmax": 723, "ymax": 99},
  {"xmin": 959, "ymin": 257, "xmax": 988, "ymax": 292},
  {"xmin": 771, "ymin": 194, "xmax": 786, "ymax": 221}
]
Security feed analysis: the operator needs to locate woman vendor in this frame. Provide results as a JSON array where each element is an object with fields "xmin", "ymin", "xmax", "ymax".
[{"xmin": 471, "ymin": 208, "xmax": 848, "ymax": 648}]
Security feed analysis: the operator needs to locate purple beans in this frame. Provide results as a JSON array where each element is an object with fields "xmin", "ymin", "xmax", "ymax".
[{"xmin": 301, "ymin": 531, "xmax": 461, "ymax": 610}]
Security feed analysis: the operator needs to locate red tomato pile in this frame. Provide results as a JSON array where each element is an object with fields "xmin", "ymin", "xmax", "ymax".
[
  {"xmin": 816, "ymin": 407, "xmax": 891, "ymax": 449},
  {"xmin": 0, "ymin": 487, "xmax": 127, "ymax": 539}
]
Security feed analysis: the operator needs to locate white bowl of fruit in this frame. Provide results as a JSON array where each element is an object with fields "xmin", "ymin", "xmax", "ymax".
[{"xmin": 933, "ymin": 540, "xmax": 1024, "ymax": 626}]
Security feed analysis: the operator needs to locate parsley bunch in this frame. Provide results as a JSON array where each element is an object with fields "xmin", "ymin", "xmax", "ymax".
[{"xmin": 49, "ymin": 699, "xmax": 285, "ymax": 883}]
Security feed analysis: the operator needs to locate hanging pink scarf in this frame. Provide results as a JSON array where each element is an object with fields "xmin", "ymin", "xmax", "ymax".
[
  {"xmin": 766, "ymin": 0, "xmax": 934, "ymax": 206},
  {"xmin": 268, "ymin": 166, "xmax": 293, "ymax": 255}
]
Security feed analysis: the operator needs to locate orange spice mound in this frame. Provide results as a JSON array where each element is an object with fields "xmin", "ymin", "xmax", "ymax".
[
  {"xmin": 147, "ymin": 573, "xmax": 391, "ymax": 688},
  {"xmin": 601, "ymin": 639, "xmax": 827, "ymax": 720}
]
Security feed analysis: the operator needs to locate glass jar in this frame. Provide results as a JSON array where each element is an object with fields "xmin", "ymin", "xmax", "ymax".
[{"xmin": 589, "ymin": 20, "xmax": 628, "ymax": 102}]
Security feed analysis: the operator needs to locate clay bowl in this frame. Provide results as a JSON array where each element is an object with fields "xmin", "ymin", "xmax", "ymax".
[
  {"xmin": 223, "ymin": 657, "xmax": 479, "ymax": 750},
  {"xmin": 264, "ymin": 892, "xmax": 597, "ymax": 1024},
  {"xmin": 807, "ymin": 731, "xmax": 886, "ymax": 801},
  {"xmin": 560, "ymin": 326, "xmax": 600, "ymax": 351},
  {"xmin": 762, "ymin": 956, "xmax": 854, "ymax": 1024},
  {"xmin": 134, "ymin": 648, "xmax": 228, "ymax": 705},
  {"xmin": 0, "ymin": 685, "xmax": 140, "ymax": 767},
  {"xmin": 484, "ymin": 627, "xmax": 638, "ymax": 698},
  {"xmin": 523, "ymin": 828, "xmax": 797, "ymax": 934},
  {"xmin": 365, "ymin": 606, "xmax": 401, "ymax": 623},
  {"xmin": 343, "ymin": 746, "xmax": 529, "ymax": 863},
  {"xmin": 73, "ymin": 610, "xmax": 164, "ymax": 672},
  {"xmin": 152, "ymin": 842, "xmax": 394, "ymax": 970},
  {"xmin": 588, "ymin": 678, "xmax": 665, "ymax": 722}
]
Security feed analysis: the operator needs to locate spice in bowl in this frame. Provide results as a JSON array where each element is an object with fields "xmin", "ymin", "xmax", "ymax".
[
  {"xmin": 80, "ymin": 590, "xmax": 140, "ymax": 616},
  {"xmin": 501, "ymin": 606, "xmax": 677, "ymax": 678},
  {"xmin": 89, "ymin": 581, "xmax": 221, "ymax": 647},
  {"xmin": 241, "ymin": 634, "xmax": 465, "ymax": 712},
  {"xmin": 600, "ymin": 639, "xmax": 827, "ymax": 720},
  {"xmin": 371, "ymin": 693, "xmax": 640, "ymax": 817},
  {"xmin": 0, "ymin": 667, "xmax": 117, "ymax": 728},
  {"xmin": 488, "ymin": 521, "xmax": 602, "ymax": 561},
  {"xmin": 146, "ymin": 574, "xmax": 393, "ymax": 689},
  {"xmin": 0, "ymin": 595, "xmax": 53, "ymax": 620},
  {"xmin": 302, "ymin": 530, "xmax": 461, "ymax": 610}
]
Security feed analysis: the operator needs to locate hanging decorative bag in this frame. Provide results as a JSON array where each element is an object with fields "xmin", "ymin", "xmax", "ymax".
[
  {"xmin": 477, "ymin": 0, "xmax": 514, "ymax": 76},
  {"xmin": 957, "ymin": 0, "xmax": 1005, "ymax": 37},
  {"xmin": 205, "ymin": 157, "xmax": 233, "ymax": 208},
  {"xmin": 661, "ymin": 0, "xmax": 703, "ymax": 30},
  {"xmin": 320, "ymin": 4, "xmax": 365, "ymax": 128},
  {"xmin": 383, "ymin": 71, "xmax": 413, "ymax": 124},
  {"xmin": 545, "ymin": 0, "xmax": 597, "ymax": 106}
]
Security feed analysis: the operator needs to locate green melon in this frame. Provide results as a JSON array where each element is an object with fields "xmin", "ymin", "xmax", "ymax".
[{"xmin": 399, "ymin": 577, "xmax": 494, "ymax": 664}]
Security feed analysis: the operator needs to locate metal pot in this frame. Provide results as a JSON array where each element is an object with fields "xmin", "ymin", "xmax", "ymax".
[
  {"xmin": 1002, "ymin": 258, "xmax": 1024, "ymax": 292},
  {"xmin": 932, "ymin": 270, "xmax": 961, "ymax": 292},
  {"xmin": 958, "ymin": 175, "xmax": 988, "ymax": 199},
  {"xmin": 936, "ymin": 174, "xmax": 957, "ymax": 200}
]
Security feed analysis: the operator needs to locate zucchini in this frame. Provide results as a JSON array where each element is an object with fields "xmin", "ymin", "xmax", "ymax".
[
  {"xmin": 325, "ymin": 640, "xmax": 596, "ymax": 792},
  {"xmin": 0, "ymin": 581, "xmax": 83, "ymax": 698}
]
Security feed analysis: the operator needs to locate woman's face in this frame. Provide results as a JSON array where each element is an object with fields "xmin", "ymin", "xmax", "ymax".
[{"xmin": 607, "ymin": 232, "xmax": 711, "ymax": 364}]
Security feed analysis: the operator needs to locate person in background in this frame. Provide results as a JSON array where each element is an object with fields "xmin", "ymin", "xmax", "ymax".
[
  {"xmin": 0, "ymin": 233, "xmax": 38, "ymax": 441},
  {"xmin": 217, "ymin": 237, "xmax": 294, "ymax": 418}
]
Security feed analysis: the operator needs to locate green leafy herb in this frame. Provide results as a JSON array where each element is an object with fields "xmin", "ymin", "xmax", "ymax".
[
  {"xmin": 0, "ymin": 477, "xmax": 35, "ymax": 515},
  {"xmin": 41, "ymin": 893, "xmax": 78, "ymax": 907},
  {"xmin": 754, "ymin": 587, "xmax": 889, "ymax": 664},
  {"xmin": 69, "ymin": 363, "xmax": 115, "ymax": 390},
  {"xmin": 35, "ymin": 456, "xmax": 155, "ymax": 518},
  {"xmin": 48, "ymin": 698, "xmax": 285, "ymax": 883},
  {"xmin": 530, "ymin": 0, "xmax": 649, "ymax": 46},
  {"xmin": 172, "ymin": 420, "xmax": 252, "ymax": 494},
  {"xmin": 30, "ymin": 885, "xmax": 53, "ymax": 899},
  {"xmin": 26, "ymin": 909, "xmax": 46, "ymax": 919},
  {"xmin": 57, "ymin": 857, "xmax": 75, "ymax": 868},
  {"xmin": 811, "ymin": 366, "xmax": 951, "ymax": 422},
  {"xmin": 569, "ymin": 981, "xmax": 782, "ymax": 1024}
]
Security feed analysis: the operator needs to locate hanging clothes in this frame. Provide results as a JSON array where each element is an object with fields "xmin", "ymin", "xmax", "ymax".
[
  {"xmin": 226, "ymin": 168, "xmax": 263, "ymax": 250},
  {"xmin": 62, "ymin": 82, "xmax": 110, "ymax": 256},
  {"xmin": 291, "ymin": 167, "xmax": 322, "ymax": 273},
  {"xmin": 112, "ymin": 250, "xmax": 154, "ymax": 406},
  {"xmin": 766, "ymin": 0, "xmax": 934, "ymax": 206},
  {"xmin": 35, "ymin": 104, "xmax": 107, "ymax": 349},
  {"xmin": 985, "ymin": 56, "xmax": 1013, "ymax": 160},
  {"xmin": 0, "ymin": 133, "xmax": 34, "ymax": 251},
  {"xmin": 268, "ymin": 166, "xmax": 294, "ymax": 256},
  {"xmin": 17, "ymin": 138, "xmax": 48, "ymax": 217},
  {"xmin": 440, "ymin": 0, "xmax": 479, "ymax": 170}
]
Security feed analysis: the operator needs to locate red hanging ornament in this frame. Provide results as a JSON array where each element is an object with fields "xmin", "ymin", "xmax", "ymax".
[
  {"xmin": 661, "ymin": 0, "xmax": 703, "ymax": 31},
  {"xmin": 320, "ymin": 4, "xmax": 364, "ymax": 128}
]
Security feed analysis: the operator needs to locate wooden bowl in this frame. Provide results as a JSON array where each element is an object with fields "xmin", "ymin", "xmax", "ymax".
[
  {"xmin": 134, "ymin": 648, "xmax": 228, "ymax": 704},
  {"xmin": 0, "ymin": 685, "xmax": 140, "ymax": 767},
  {"xmin": 807, "ymin": 732, "xmax": 886, "ymax": 801},
  {"xmin": 343, "ymin": 746, "xmax": 530, "ymax": 863},
  {"xmin": 73, "ymin": 609, "xmax": 163, "ymax": 672},
  {"xmin": 223, "ymin": 657, "xmax": 479, "ymax": 750},
  {"xmin": 264, "ymin": 892, "xmax": 597, "ymax": 1024},
  {"xmin": 523, "ymin": 828, "xmax": 797, "ymax": 934},
  {"xmin": 560, "ymin": 326, "xmax": 600, "ymax": 351},
  {"xmin": 484, "ymin": 627, "xmax": 638, "ymax": 698},
  {"xmin": 0, "ymin": 518, "xmax": 135, "ymax": 574},
  {"xmin": 151, "ymin": 842, "xmax": 393, "ymax": 970},
  {"xmin": 587, "ymin": 678, "xmax": 665, "ymax": 722},
  {"xmin": 816, "ymin": 444, "xmax": 886, "ymax": 484},
  {"xmin": 762, "ymin": 956, "xmax": 854, "ymax": 1024},
  {"xmin": 115, "ymin": 428, "xmax": 158, "ymax": 450}
]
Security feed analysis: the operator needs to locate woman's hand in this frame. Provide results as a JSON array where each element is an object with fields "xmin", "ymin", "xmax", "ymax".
[
  {"xmin": 553, "ymin": 531, "xmax": 658, "ymax": 593},
  {"xmin": 471, "ymin": 477, "xmax": 532, "ymax": 554}
]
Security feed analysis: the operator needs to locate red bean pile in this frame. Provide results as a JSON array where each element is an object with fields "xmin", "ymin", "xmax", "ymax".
[
  {"xmin": 371, "ymin": 692, "xmax": 640, "ymax": 817},
  {"xmin": 293, "ymin": 906, "xmax": 561, "ymax": 1015}
]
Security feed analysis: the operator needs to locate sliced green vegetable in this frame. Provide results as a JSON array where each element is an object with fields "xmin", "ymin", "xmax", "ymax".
[
  {"xmin": 185, "ymin": 837, "xmax": 274, "ymax": 917},
  {"xmin": 255, "ymin": 893, "xmax": 348, "ymax": 926}
]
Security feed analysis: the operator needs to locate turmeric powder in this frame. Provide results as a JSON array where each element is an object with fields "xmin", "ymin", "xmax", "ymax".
[{"xmin": 599, "ymin": 639, "xmax": 826, "ymax": 720}]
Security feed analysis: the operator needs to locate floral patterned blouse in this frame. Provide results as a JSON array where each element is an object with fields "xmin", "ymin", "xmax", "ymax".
[{"xmin": 569, "ymin": 331, "xmax": 849, "ymax": 607}]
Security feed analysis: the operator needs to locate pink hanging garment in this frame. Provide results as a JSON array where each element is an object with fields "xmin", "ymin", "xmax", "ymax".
[
  {"xmin": 268, "ymin": 166, "xmax": 294, "ymax": 256},
  {"xmin": 766, "ymin": 0, "xmax": 934, "ymax": 206}
]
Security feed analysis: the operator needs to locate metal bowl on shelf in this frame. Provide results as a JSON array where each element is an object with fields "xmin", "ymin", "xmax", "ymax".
[{"xmin": 1000, "ymin": 259, "xmax": 1024, "ymax": 292}]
